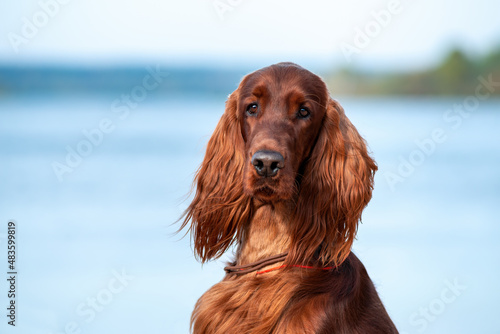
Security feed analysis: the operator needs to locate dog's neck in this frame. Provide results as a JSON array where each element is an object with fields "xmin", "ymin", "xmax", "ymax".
[{"xmin": 236, "ymin": 200, "xmax": 293, "ymax": 265}]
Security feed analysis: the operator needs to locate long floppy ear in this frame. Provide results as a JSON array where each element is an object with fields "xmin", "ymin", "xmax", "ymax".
[
  {"xmin": 180, "ymin": 92, "xmax": 250, "ymax": 263},
  {"xmin": 289, "ymin": 98, "xmax": 377, "ymax": 267}
]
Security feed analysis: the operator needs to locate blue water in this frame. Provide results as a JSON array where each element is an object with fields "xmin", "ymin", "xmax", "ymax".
[{"xmin": 0, "ymin": 95, "xmax": 499, "ymax": 334}]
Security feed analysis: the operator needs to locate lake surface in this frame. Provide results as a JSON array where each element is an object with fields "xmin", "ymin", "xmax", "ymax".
[{"xmin": 0, "ymin": 94, "xmax": 499, "ymax": 333}]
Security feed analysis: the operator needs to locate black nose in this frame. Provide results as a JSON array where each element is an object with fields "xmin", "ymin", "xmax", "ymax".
[{"xmin": 251, "ymin": 150, "xmax": 285, "ymax": 177}]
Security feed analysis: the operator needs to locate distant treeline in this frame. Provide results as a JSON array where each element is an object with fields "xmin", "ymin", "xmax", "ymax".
[
  {"xmin": 326, "ymin": 47, "xmax": 500, "ymax": 96},
  {"xmin": 1, "ymin": 48, "xmax": 499, "ymax": 97},
  {"xmin": 0, "ymin": 65, "xmax": 247, "ymax": 97}
]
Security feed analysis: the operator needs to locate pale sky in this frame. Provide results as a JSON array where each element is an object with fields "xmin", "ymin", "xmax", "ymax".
[{"xmin": 1, "ymin": 0, "xmax": 499, "ymax": 70}]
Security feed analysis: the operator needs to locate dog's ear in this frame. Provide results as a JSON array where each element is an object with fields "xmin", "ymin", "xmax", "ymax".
[
  {"xmin": 181, "ymin": 92, "xmax": 250, "ymax": 262},
  {"xmin": 289, "ymin": 99, "xmax": 377, "ymax": 266}
]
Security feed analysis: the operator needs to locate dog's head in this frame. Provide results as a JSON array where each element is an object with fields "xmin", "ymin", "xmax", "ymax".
[
  {"xmin": 237, "ymin": 62, "xmax": 328, "ymax": 202},
  {"xmin": 182, "ymin": 63, "xmax": 377, "ymax": 266}
]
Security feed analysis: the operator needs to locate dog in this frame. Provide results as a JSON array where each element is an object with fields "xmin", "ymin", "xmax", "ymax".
[{"xmin": 181, "ymin": 62, "xmax": 398, "ymax": 333}]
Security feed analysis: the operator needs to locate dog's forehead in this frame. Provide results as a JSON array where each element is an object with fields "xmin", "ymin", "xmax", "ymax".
[{"xmin": 239, "ymin": 64, "xmax": 326, "ymax": 100}]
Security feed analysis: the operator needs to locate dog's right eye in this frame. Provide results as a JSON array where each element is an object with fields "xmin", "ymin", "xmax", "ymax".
[{"xmin": 246, "ymin": 103, "xmax": 259, "ymax": 116}]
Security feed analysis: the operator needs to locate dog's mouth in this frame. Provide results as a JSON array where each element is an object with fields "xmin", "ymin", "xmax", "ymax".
[
  {"xmin": 253, "ymin": 186, "xmax": 278, "ymax": 201},
  {"xmin": 257, "ymin": 186, "xmax": 275, "ymax": 196}
]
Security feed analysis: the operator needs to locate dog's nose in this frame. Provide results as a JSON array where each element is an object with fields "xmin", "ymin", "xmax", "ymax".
[{"xmin": 251, "ymin": 150, "xmax": 284, "ymax": 177}]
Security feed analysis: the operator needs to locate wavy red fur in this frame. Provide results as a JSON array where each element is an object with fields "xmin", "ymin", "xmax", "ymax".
[{"xmin": 180, "ymin": 62, "xmax": 398, "ymax": 333}]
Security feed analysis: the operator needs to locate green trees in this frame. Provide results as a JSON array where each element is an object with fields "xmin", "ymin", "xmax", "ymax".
[{"xmin": 327, "ymin": 46, "xmax": 500, "ymax": 95}]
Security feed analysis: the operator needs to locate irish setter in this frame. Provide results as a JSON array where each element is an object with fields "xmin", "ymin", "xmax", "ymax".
[{"xmin": 181, "ymin": 63, "xmax": 398, "ymax": 333}]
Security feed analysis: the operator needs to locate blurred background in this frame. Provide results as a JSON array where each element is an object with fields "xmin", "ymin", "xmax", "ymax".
[{"xmin": 0, "ymin": 0, "xmax": 499, "ymax": 333}]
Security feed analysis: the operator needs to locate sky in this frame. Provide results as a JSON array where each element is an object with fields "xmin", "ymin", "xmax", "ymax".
[{"xmin": 1, "ymin": 0, "xmax": 500, "ymax": 70}]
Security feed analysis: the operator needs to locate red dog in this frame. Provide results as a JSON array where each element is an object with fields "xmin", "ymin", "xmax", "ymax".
[{"xmin": 181, "ymin": 63, "xmax": 398, "ymax": 333}]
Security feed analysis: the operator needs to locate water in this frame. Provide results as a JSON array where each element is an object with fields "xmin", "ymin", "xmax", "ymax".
[{"xmin": 0, "ymin": 95, "xmax": 499, "ymax": 333}]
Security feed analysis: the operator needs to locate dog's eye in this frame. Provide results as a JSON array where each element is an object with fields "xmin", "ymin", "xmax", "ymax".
[
  {"xmin": 297, "ymin": 107, "xmax": 310, "ymax": 119},
  {"xmin": 246, "ymin": 103, "xmax": 259, "ymax": 116}
]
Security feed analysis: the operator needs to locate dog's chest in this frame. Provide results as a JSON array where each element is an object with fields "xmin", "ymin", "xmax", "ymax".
[{"xmin": 191, "ymin": 275, "xmax": 328, "ymax": 333}]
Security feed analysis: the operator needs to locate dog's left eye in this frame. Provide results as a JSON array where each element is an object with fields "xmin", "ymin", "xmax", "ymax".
[{"xmin": 297, "ymin": 107, "xmax": 310, "ymax": 119}]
